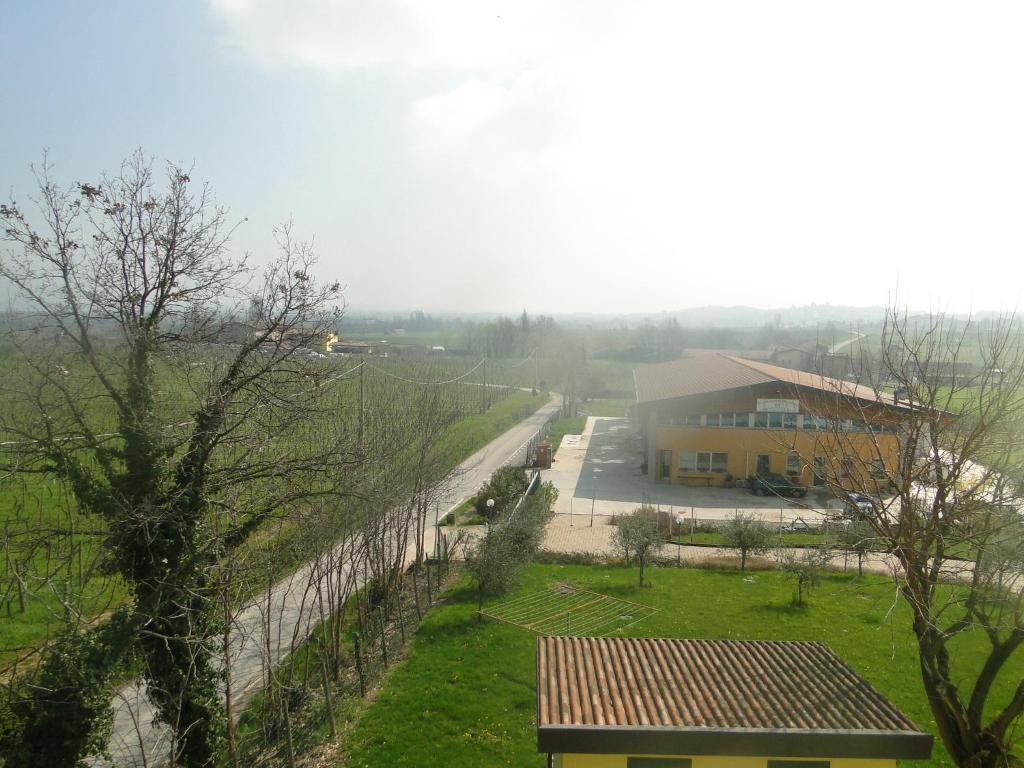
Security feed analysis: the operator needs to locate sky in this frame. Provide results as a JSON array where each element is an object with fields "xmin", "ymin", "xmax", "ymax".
[{"xmin": 1, "ymin": 1, "xmax": 1023, "ymax": 316}]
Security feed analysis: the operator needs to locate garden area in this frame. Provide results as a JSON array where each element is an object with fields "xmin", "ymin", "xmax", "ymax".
[{"xmin": 338, "ymin": 562, "xmax": 1024, "ymax": 768}]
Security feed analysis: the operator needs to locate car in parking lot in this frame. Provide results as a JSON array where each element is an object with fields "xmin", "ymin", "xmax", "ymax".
[
  {"xmin": 747, "ymin": 472, "xmax": 808, "ymax": 498},
  {"xmin": 843, "ymin": 492, "xmax": 876, "ymax": 519}
]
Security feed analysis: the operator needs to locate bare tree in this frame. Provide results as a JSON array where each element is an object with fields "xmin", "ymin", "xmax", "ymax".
[
  {"xmin": 836, "ymin": 519, "xmax": 875, "ymax": 576},
  {"xmin": 0, "ymin": 152, "xmax": 354, "ymax": 766},
  {"xmin": 811, "ymin": 305, "xmax": 1024, "ymax": 768}
]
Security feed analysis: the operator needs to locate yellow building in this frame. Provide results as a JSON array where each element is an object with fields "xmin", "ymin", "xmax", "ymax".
[
  {"xmin": 633, "ymin": 354, "xmax": 913, "ymax": 492},
  {"xmin": 536, "ymin": 636, "xmax": 932, "ymax": 768}
]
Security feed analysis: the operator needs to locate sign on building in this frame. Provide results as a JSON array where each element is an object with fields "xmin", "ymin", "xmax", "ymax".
[{"xmin": 756, "ymin": 398, "xmax": 799, "ymax": 413}]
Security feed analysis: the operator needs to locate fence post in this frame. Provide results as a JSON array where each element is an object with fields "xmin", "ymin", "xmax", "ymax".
[
  {"xmin": 590, "ymin": 495, "xmax": 595, "ymax": 528},
  {"xmin": 690, "ymin": 507, "xmax": 695, "ymax": 543}
]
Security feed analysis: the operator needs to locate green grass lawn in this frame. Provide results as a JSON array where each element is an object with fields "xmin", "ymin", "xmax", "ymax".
[
  {"xmin": 579, "ymin": 398, "xmax": 633, "ymax": 417},
  {"xmin": 671, "ymin": 530, "xmax": 827, "ymax": 547},
  {"xmin": 340, "ymin": 564, "xmax": 1023, "ymax": 768},
  {"xmin": 545, "ymin": 415, "xmax": 586, "ymax": 455}
]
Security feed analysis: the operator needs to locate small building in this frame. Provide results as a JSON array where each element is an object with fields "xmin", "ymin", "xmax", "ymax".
[
  {"xmin": 536, "ymin": 636, "xmax": 932, "ymax": 768},
  {"xmin": 633, "ymin": 354, "xmax": 914, "ymax": 490},
  {"xmin": 329, "ymin": 340, "xmax": 382, "ymax": 355}
]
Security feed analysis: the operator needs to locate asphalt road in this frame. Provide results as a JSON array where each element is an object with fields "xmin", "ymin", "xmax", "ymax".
[{"xmin": 98, "ymin": 392, "xmax": 563, "ymax": 766}]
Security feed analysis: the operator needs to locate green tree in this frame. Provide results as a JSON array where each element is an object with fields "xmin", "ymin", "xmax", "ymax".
[
  {"xmin": 722, "ymin": 511, "xmax": 773, "ymax": 571},
  {"xmin": 777, "ymin": 546, "xmax": 832, "ymax": 606},
  {"xmin": 612, "ymin": 505, "xmax": 663, "ymax": 587}
]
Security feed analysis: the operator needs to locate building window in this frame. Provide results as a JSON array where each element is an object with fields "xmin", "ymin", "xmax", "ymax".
[
  {"xmin": 871, "ymin": 459, "xmax": 886, "ymax": 478},
  {"xmin": 681, "ymin": 451, "xmax": 728, "ymax": 472},
  {"xmin": 734, "ymin": 412, "xmax": 750, "ymax": 427},
  {"xmin": 783, "ymin": 413, "xmax": 797, "ymax": 429},
  {"xmin": 706, "ymin": 413, "xmax": 720, "ymax": 427},
  {"xmin": 627, "ymin": 759, "xmax": 692, "ymax": 768},
  {"xmin": 768, "ymin": 762, "xmax": 829, "ymax": 768},
  {"xmin": 787, "ymin": 451, "xmax": 802, "ymax": 475},
  {"xmin": 801, "ymin": 414, "xmax": 816, "ymax": 430},
  {"xmin": 685, "ymin": 414, "xmax": 702, "ymax": 426}
]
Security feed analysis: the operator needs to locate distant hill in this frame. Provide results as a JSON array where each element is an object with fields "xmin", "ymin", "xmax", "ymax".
[{"xmin": 552, "ymin": 304, "xmax": 889, "ymax": 328}]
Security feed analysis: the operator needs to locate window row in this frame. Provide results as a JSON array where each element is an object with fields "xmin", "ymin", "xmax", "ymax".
[
  {"xmin": 678, "ymin": 451, "xmax": 729, "ymax": 473},
  {"xmin": 658, "ymin": 412, "xmax": 898, "ymax": 433}
]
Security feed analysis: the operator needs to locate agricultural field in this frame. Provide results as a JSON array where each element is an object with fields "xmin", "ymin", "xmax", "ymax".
[
  {"xmin": 340, "ymin": 563, "xmax": 1023, "ymax": 768},
  {"xmin": 0, "ymin": 349, "xmax": 547, "ymax": 670}
]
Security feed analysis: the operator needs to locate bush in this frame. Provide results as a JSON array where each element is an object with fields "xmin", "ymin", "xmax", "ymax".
[{"xmin": 473, "ymin": 465, "xmax": 529, "ymax": 521}]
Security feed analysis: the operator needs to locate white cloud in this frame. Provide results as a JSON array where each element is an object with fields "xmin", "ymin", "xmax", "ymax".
[
  {"xmin": 207, "ymin": 0, "xmax": 565, "ymax": 73},
  {"xmin": 208, "ymin": 0, "xmax": 1024, "ymax": 313}
]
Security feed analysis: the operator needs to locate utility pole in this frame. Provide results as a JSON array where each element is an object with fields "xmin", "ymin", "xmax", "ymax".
[
  {"xmin": 358, "ymin": 361, "xmax": 365, "ymax": 448},
  {"xmin": 481, "ymin": 358, "xmax": 487, "ymax": 413}
]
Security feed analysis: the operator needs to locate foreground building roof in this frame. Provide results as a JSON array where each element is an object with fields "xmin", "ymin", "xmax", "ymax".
[
  {"xmin": 536, "ymin": 636, "xmax": 932, "ymax": 759},
  {"xmin": 632, "ymin": 353, "xmax": 891, "ymax": 406}
]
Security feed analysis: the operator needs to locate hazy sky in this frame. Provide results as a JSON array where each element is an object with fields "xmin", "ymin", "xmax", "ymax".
[{"xmin": 2, "ymin": 2, "xmax": 1023, "ymax": 315}]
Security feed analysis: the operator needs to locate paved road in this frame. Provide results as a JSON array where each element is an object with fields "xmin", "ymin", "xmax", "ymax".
[
  {"xmin": 828, "ymin": 330, "xmax": 867, "ymax": 354},
  {"xmin": 99, "ymin": 393, "xmax": 562, "ymax": 766}
]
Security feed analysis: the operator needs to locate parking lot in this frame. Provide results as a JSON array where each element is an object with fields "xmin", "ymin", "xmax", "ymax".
[{"xmin": 540, "ymin": 417, "xmax": 838, "ymax": 525}]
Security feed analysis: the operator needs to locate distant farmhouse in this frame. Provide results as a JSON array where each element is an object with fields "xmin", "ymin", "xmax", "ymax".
[
  {"xmin": 536, "ymin": 635, "xmax": 931, "ymax": 767},
  {"xmin": 632, "ymin": 354, "xmax": 917, "ymax": 491}
]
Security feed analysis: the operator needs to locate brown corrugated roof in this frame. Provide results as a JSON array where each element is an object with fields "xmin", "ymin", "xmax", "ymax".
[
  {"xmin": 537, "ymin": 637, "xmax": 922, "ymax": 733},
  {"xmin": 633, "ymin": 354, "xmax": 892, "ymax": 407}
]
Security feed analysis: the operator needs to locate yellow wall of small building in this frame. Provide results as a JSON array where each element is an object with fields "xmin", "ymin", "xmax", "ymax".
[
  {"xmin": 556, "ymin": 753, "xmax": 896, "ymax": 768},
  {"xmin": 653, "ymin": 425, "xmax": 900, "ymax": 490}
]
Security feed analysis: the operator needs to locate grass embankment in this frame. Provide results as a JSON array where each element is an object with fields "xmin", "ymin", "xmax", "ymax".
[
  {"xmin": 340, "ymin": 564, "xmax": 1023, "ymax": 768},
  {"xmin": 579, "ymin": 398, "xmax": 632, "ymax": 417},
  {"xmin": 545, "ymin": 415, "xmax": 586, "ymax": 456}
]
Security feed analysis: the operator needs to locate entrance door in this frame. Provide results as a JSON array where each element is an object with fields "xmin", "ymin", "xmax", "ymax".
[
  {"xmin": 657, "ymin": 450, "xmax": 672, "ymax": 481},
  {"xmin": 756, "ymin": 454, "xmax": 771, "ymax": 474},
  {"xmin": 813, "ymin": 456, "xmax": 827, "ymax": 486}
]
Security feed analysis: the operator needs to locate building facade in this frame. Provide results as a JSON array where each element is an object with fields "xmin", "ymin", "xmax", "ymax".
[{"xmin": 633, "ymin": 355, "xmax": 911, "ymax": 491}]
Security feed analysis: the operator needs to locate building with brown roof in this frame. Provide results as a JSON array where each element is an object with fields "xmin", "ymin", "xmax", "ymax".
[
  {"xmin": 632, "ymin": 354, "xmax": 914, "ymax": 491},
  {"xmin": 536, "ymin": 636, "xmax": 932, "ymax": 767}
]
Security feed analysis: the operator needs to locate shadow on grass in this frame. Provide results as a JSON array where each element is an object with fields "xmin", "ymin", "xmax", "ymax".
[{"xmin": 753, "ymin": 601, "xmax": 812, "ymax": 616}]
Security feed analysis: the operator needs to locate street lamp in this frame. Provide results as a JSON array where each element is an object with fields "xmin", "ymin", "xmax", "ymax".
[{"xmin": 486, "ymin": 498, "xmax": 495, "ymax": 531}]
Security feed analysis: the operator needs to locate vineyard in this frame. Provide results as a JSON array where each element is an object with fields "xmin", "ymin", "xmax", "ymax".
[{"xmin": 0, "ymin": 349, "xmax": 549, "ymax": 671}]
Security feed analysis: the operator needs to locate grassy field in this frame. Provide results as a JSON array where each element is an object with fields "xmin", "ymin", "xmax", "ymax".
[
  {"xmin": 578, "ymin": 397, "xmax": 633, "ymax": 417},
  {"xmin": 340, "ymin": 563, "xmax": 1024, "ymax": 768},
  {"xmin": 545, "ymin": 415, "xmax": 586, "ymax": 455},
  {"xmin": 0, "ymin": 368, "xmax": 546, "ymax": 669}
]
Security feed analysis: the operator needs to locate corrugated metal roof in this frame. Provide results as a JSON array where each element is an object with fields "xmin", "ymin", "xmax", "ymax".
[
  {"xmin": 536, "ymin": 636, "xmax": 921, "ymax": 733},
  {"xmin": 633, "ymin": 354, "xmax": 892, "ymax": 407}
]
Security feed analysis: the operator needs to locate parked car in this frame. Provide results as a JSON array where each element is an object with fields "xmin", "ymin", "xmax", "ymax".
[
  {"xmin": 842, "ymin": 492, "xmax": 876, "ymax": 520},
  {"xmin": 747, "ymin": 472, "xmax": 807, "ymax": 498}
]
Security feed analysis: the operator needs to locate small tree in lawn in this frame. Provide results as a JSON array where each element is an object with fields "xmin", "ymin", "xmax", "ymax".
[
  {"xmin": 465, "ymin": 531, "xmax": 516, "ymax": 621},
  {"xmin": 612, "ymin": 505, "xmax": 663, "ymax": 587},
  {"xmin": 836, "ymin": 520, "xmax": 874, "ymax": 576},
  {"xmin": 722, "ymin": 511, "xmax": 773, "ymax": 572},
  {"xmin": 777, "ymin": 546, "xmax": 832, "ymax": 606}
]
